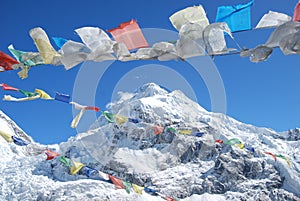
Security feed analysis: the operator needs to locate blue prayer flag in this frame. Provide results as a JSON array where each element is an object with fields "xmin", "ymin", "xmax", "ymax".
[
  {"xmin": 144, "ymin": 187, "xmax": 158, "ymax": 196},
  {"xmin": 52, "ymin": 37, "xmax": 68, "ymax": 49},
  {"xmin": 245, "ymin": 146, "xmax": 255, "ymax": 153},
  {"xmin": 55, "ymin": 92, "xmax": 70, "ymax": 103},
  {"xmin": 215, "ymin": 0, "xmax": 254, "ymax": 32},
  {"xmin": 128, "ymin": 118, "xmax": 139, "ymax": 124},
  {"xmin": 192, "ymin": 132, "xmax": 205, "ymax": 137},
  {"xmin": 12, "ymin": 136, "xmax": 29, "ymax": 146},
  {"xmin": 84, "ymin": 166, "xmax": 97, "ymax": 177}
]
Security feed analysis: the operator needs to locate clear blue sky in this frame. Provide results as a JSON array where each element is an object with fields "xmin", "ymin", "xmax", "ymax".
[{"xmin": 0, "ymin": 0, "xmax": 299, "ymax": 144}]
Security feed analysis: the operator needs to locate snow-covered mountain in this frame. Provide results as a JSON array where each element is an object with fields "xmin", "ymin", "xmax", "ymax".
[{"xmin": 0, "ymin": 83, "xmax": 300, "ymax": 201}]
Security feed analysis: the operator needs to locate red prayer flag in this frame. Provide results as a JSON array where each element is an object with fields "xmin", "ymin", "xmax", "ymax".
[
  {"xmin": 85, "ymin": 106, "xmax": 100, "ymax": 112},
  {"xmin": 294, "ymin": 2, "xmax": 300, "ymax": 22},
  {"xmin": 45, "ymin": 148, "xmax": 60, "ymax": 160},
  {"xmin": 107, "ymin": 19, "xmax": 149, "ymax": 50},
  {"xmin": 166, "ymin": 196, "xmax": 175, "ymax": 201},
  {"xmin": 1, "ymin": 83, "xmax": 19, "ymax": 91},
  {"xmin": 215, "ymin": 139, "xmax": 224, "ymax": 144},
  {"xmin": 264, "ymin": 151, "xmax": 277, "ymax": 161},
  {"xmin": 153, "ymin": 126, "xmax": 164, "ymax": 135},
  {"xmin": 0, "ymin": 51, "xmax": 20, "ymax": 71},
  {"xmin": 109, "ymin": 175, "xmax": 125, "ymax": 189}
]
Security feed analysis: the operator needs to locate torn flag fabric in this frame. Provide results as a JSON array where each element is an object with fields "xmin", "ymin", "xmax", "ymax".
[
  {"xmin": 108, "ymin": 19, "xmax": 149, "ymax": 50},
  {"xmin": 169, "ymin": 5, "xmax": 209, "ymax": 31},
  {"xmin": 29, "ymin": 27, "xmax": 61, "ymax": 64},
  {"xmin": 255, "ymin": 11, "xmax": 292, "ymax": 29}
]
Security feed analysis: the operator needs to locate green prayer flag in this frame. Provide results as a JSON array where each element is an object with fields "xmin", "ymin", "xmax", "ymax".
[
  {"xmin": 224, "ymin": 138, "xmax": 242, "ymax": 145},
  {"xmin": 103, "ymin": 111, "xmax": 115, "ymax": 123},
  {"xmin": 59, "ymin": 156, "xmax": 72, "ymax": 167},
  {"xmin": 19, "ymin": 89, "xmax": 38, "ymax": 97},
  {"xmin": 122, "ymin": 181, "xmax": 132, "ymax": 194}
]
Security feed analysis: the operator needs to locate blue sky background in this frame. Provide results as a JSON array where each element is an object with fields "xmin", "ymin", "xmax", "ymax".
[{"xmin": 0, "ymin": 0, "xmax": 299, "ymax": 144}]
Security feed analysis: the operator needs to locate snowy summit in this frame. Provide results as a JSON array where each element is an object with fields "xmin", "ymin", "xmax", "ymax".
[{"xmin": 0, "ymin": 83, "xmax": 300, "ymax": 200}]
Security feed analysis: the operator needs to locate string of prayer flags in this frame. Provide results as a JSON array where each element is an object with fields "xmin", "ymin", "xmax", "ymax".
[
  {"xmin": 169, "ymin": 5, "xmax": 209, "ymax": 31},
  {"xmin": 276, "ymin": 154, "xmax": 291, "ymax": 166},
  {"xmin": 216, "ymin": 0, "xmax": 254, "ymax": 32},
  {"xmin": 0, "ymin": 51, "xmax": 20, "ymax": 71},
  {"xmin": 107, "ymin": 19, "xmax": 149, "ymax": 50},
  {"xmin": 70, "ymin": 160, "xmax": 85, "ymax": 175},
  {"xmin": 264, "ymin": 151, "xmax": 277, "ymax": 161},
  {"xmin": 45, "ymin": 148, "xmax": 60, "ymax": 160}
]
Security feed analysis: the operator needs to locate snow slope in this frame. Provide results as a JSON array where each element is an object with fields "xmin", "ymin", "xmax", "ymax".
[{"xmin": 0, "ymin": 83, "xmax": 300, "ymax": 200}]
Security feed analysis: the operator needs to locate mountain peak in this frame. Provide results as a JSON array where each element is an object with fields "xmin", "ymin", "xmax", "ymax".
[{"xmin": 133, "ymin": 83, "xmax": 169, "ymax": 99}]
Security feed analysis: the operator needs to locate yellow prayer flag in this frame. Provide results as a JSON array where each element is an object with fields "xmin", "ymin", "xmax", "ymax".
[
  {"xmin": 178, "ymin": 129, "xmax": 192, "ymax": 135},
  {"xmin": 132, "ymin": 183, "xmax": 144, "ymax": 195},
  {"xmin": 0, "ymin": 130, "xmax": 13, "ymax": 143},
  {"xmin": 34, "ymin": 89, "xmax": 53, "ymax": 100},
  {"xmin": 29, "ymin": 27, "xmax": 60, "ymax": 64},
  {"xmin": 115, "ymin": 114, "xmax": 128, "ymax": 125},
  {"xmin": 235, "ymin": 143, "xmax": 244, "ymax": 149},
  {"xmin": 70, "ymin": 160, "xmax": 85, "ymax": 175}
]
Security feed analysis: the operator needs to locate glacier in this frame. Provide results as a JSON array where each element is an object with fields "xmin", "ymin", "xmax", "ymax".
[{"xmin": 0, "ymin": 82, "xmax": 299, "ymax": 200}]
